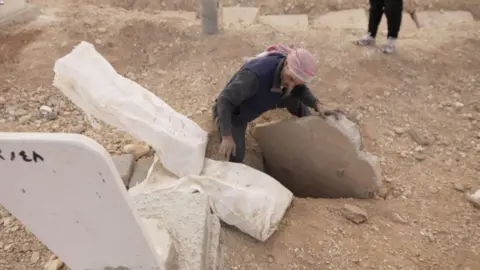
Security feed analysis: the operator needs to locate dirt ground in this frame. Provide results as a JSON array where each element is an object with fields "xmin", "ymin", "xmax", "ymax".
[{"xmin": 0, "ymin": 0, "xmax": 479, "ymax": 269}]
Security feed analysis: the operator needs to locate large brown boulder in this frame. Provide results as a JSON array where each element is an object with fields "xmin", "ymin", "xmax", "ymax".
[{"xmin": 253, "ymin": 115, "xmax": 381, "ymax": 198}]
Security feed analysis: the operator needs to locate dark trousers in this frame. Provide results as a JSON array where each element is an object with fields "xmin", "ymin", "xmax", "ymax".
[
  {"xmin": 213, "ymin": 97, "xmax": 311, "ymax": 163},
  {"xmin": 368, "ymin": 0, "xmax": 403, "ymax": 39}
]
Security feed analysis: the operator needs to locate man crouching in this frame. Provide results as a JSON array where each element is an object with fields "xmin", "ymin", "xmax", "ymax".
[{"xmin": 213, "ymin": 44, "xmax": 340, "ymax": 162}]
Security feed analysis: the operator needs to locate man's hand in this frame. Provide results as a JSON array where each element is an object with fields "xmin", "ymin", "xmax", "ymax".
[
  {"xmin": 219, "ymin": 136, "xmax": 236, "ymax": 161},
  {"xmin": 316, "ymin": 104, "xmax": 343, "ymax": 120}
]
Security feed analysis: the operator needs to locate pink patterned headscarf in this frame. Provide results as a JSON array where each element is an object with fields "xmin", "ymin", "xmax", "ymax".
[{"xmin": 260, "ymin": 43, "xmax": 317, "ymax": 83}]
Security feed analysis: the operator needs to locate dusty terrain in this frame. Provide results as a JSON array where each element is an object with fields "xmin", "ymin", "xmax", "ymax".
[{"xmin": 1, "ymin": 0, "xmax": 479, "ymax": 269}]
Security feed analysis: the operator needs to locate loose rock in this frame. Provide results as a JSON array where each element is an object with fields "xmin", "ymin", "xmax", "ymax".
[
  {"xmin": 44, "ymin": 258, "xmax": 64, "ymax": 270},
  {"xmin": 123, "ymin": 143, "xmax": 151, "ymax": 160},
  {"xmin": 341, "ymin": 204, "xmax": 368, "ymax": 224},
  {"xmin": 408, "ymin": 129, "xmax": 430, "ymax": 146},
  {"xmin": 468, "ymin": 189, "xmax": 480, "ymax": 208},
  {"xmin": 30, "ymin": 251, "xmax": 41, "ymax": 263},
  {"xmin": 453, "ymin": 183, "xmax": 465, "ymax": 192},
  {"xmin": 392, "ymin": 213, "xmax": 408, "ymax": 224}
]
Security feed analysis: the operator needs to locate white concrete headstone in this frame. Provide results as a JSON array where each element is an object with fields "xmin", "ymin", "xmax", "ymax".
[{"xmin": 0, "ymin": 132, "xmax": 164, "ymax": 270}]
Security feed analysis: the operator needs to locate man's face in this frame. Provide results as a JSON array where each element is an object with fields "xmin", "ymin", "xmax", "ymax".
[{"xmin": 281, "ymin": 62, "xmax": 304, "ymax": 91}]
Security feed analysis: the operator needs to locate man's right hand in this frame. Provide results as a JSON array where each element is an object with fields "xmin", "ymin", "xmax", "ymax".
[{"xmin": 219, "ymin": 136, "xmax": 236, "ymax": 161}]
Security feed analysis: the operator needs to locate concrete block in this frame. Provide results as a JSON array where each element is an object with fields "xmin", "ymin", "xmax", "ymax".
[
  {"xmin": 131, "ymin": 192, "xmax": 222, "ymax": 270},
  {"xmin": 142, "ymin": 219, "xmax": 179, "ymax": 269},
  {"xmin": 0, "ymin": 0, "xmax": 39, "ymax": 28},
  {"xmin": 254, "ymin": 115, "xmax": 382, "ymax": 199},
  {"xmin": 415, "ymin": 11, "xmax": 474, "ymax": 29},
  {"xmin": 259, "ymin": 15, "xmax": 309, "ymax": 31},
  {"xmin": 128, "ymin": 156, "xmax": 154, "ymax": 189},
  {"xmin": 222, "ymin": 6, "xmax": 259, "ymax": 28},
  {"xmin": 378, "ymin": 12, "xmax": 417, "ymax": 36},
  {"xmin": 112, "ymin": 154, "xmax": 135, "ymax": 187},
  {"xmin": 0, "ymin": 0, "xmax": 27, "ymax": 18},
  {"xmin": 313, "ymin": 9, "xmax": 367, "ymax": 29}
]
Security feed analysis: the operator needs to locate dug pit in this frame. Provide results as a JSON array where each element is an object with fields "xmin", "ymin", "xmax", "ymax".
[{"xmin": 253, "ymin": 115, "xmax": 382, "ymax": 199}]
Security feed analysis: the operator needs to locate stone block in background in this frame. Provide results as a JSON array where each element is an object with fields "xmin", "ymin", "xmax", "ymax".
[
  {"xmin": 254, "ymin": 115, "xmax": 381, "ymax": 198},
  {"xmin": 0, "ymin": 0, "xmax": 38, "ymax": 28},
  {"xmin": 222, "ymin": 6, "xmax": 259, "ymax": 28},
  {"xmin": 259, "ymin": 15, "xmax": 309, "ymax": 31},
  {"xmin": 415, "ymin": 11, "xmax": 474, "ymax": 29},
  {"xmin": 313, "ymin": 9, "xmax": 367, "ymax": 29}
]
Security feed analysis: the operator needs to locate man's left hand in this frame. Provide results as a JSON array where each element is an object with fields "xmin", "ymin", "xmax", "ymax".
[{"xmin": 316, "ymin": 104, "xmax": 343, "ymax": 120}]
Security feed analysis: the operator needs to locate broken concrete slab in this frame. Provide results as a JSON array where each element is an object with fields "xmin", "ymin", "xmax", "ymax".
[
  {"xmin": 128, "ymin": 156, "xmax": 155, "ymax": 189},
  {"xmin": 415, "ymin": 11, "xmax": 474, "ymax": 29},
  {"xmin": 112, "ymin": 154, "xmax": 135, "ymax": 187},
  {"xmin": 142, "ymin": 219, "xmax": 179, "ymax": 269},
  {"xmin": 0, "ymin": 0, "xmax": 38, "ymax": 28},
  {"xmin": 222, "ymin": 6, "xmax": 259, "ymax": 28},
  {"xmin": 254, "ymin": 115, "xmax": 381, "ymax": 199},
  {"xmin": 378, "ymin": 12, "xmax": 417, "ymax": 36},
  {"xmin": 259, "ymin": 15, "xmax": 309, "ymax": 31},
  {"xmin": 313, "ymin": 9, "xmax": 367, "ymax": 29},
  {"xmin": 131, "ymin": 192, "xmax": 222, "ymax": 270}
]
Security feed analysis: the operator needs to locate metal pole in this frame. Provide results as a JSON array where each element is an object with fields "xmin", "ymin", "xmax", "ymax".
[{"xmin": 201, "ymin": 0, "xmax": 218, "ymax": 35}]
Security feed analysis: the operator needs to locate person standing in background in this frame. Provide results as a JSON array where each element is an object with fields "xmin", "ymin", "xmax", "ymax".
[{"xmin": 356, "ymin": 0, "xmax": 403, "ymax": 54}]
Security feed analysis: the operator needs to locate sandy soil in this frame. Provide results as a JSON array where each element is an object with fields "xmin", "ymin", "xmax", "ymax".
[{"xmin": 0, "ymin": 0, "xmax": 479, "ymax": 269}]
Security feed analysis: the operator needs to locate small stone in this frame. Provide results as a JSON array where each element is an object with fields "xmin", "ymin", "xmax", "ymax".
[
  {"xmin": 377, "ymin": 186, "xmax": 390, "ymax": 199},
  {"xmin": 123, "ymin": 144, "xmax": 151, "ymax": 160},
  {"xmin": 21, "ymin": 242, "xmax": 31, "ymax": 252},
  {"xmin": 97, "ymin": 27, "xmax": 107, "ymax": 33},
  {"xmin": 1, "ymin": 216, "xmax": 13, "ymax": 226},
  {"xmin": 44, "ymin": 259, "xmax": 64, "ymax": 270},
  {"xmin": 45, "ymin": 111, "xmax": 58, "ymax": 121},
  {"xmin": 393, "ymin": 127, "xmax": 404, "ymax": 135},
  {"xmin": 453, "ymin": 183, "xmax": 465, "ymax": 192},
  {"xmin": 18, "ymin": 115, "xmax": 31, "ymax": 124},
  {"xmin": 71, "ymin": 124, "xmax": 86, "ymax": 134},
  {"xmin": 4, "ymin": 243, "xmax": 13, "ymax": 251},
  {"xmin": 414, "ymin": 153, "xmax": 426, "ymax": 161},
  {"xmin": 15, "ymin": 108, "xmax": 28, "ymax": 117},
  {"xmin": 453, "ymin": 101, "xmax": 464, "ymax": 109},
  {"xmin": 392, "ymin": 213, "xmax": 408, "ymax": 224},
  {"xmin": 468, "ymin": 189, "xmax": 480, "ymax": 209},
  {"xmin": 39, "ymin": 105, "xmax": 53, "ymax": 114},
  {"xmin": 95, "ymin": 39, "xmax": 102, "ymax": 45},
  {"xmin": 408, "ymin": 129, "xmax": 430, "ymax": 146},
  {"xmin": 30, "ymin": 251, "xmax": 41, "ymax": 263},
  {"xmin": 341, "ymin": 204, "xmax": 368, "ymax": 224},
  {"xmin": 267, "ymin": 255, "xmax": 274, "ymax": 263},
  {"xmin": 10, "ymin": 225, "xmax": 19, "ymax": 232},
  {"xmin": 428, "ymin": 186, "xmax": 439, "ymax": 194}
]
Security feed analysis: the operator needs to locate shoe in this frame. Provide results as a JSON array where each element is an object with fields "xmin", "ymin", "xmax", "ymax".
[
  {"xmin": 382, "ymin": 37, "xmax": 396, "ymax": 54},
  {"xmin": 355, "ymin": 34, "xmax": 376, "ymax": 46}
]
